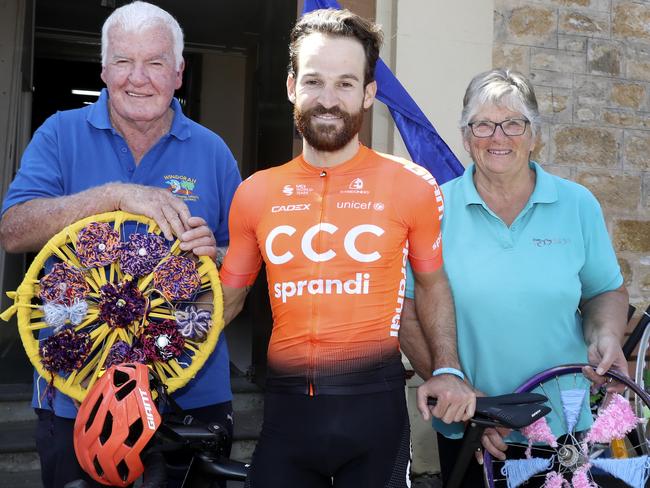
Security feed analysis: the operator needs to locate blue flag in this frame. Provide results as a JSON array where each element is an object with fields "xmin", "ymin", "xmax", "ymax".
[{"xmin": 301, "ymin": 0, "xmax": 464, "ymax": 184}]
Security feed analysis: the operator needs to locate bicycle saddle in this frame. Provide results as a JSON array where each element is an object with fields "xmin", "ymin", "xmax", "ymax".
[{"xmin": 428, "ymin": 392, "xmax": 550, "ymax": 429}]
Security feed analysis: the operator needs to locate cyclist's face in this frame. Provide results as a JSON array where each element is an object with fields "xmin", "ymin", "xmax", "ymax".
[
  {"xmin": 287, "ymin": 33, "xmax": 377, "ymax": 152},
  {"xmin": 463, "ymin": 104, "xmax": 536, "ymax": 179}
]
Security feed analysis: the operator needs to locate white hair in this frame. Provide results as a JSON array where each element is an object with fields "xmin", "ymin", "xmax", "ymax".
[
  {"xmin": 460, "ymin": 68, "xmax": 541, "ymax": 137},
  {"xmin": 101, "ymin": 1, "xmax": 184, "ymax": 70}
]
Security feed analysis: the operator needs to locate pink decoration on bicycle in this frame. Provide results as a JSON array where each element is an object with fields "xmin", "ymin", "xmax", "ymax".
[
  {"xmin": 542, "ymin": 471, "xmax": 568, "ymax": 488},
  {"xmin": 584, "ymin": 393, "xmax": 641, "ymax": 444},
  {"xmin": 521, "ymin": 417, "xmax": 558, "ymax": 457},
  {"xmin": 571, "ymin": 465, "xmax": 597, "ymax": 488}
]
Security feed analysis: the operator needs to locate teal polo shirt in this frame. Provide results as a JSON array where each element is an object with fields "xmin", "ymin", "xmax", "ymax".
[{"xmin": 405, "ymin": 162, "xmax": 622, "ymax": 438}]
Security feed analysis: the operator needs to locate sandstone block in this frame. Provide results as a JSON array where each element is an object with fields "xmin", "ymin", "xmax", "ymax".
[
  {"xmin": 610, "ymin": 83, "xmax": 646, "ymax": 109},
  {"xmin": 613, "ymin": 1, "xmax": 650, "ymax": 43},
  {"xmin": 530, "ymin": 69, "xmax": 573, "ymax": 88},
  {"xmin": 552, "ymin": 126, "xmax": 620, "ymax": 167},
  {"xmin": 588, "ymin": 40, "xmax": 623, "ymax": 77},
  {"xmin": 602, "ymin": 110, "xmax": 640, "ymax": 128},
  {"xmin": 576, "ymin": 108, "xmax": 598, "ymax": 121},
  {"xmin": 532, "ymin": 125, "xmax": 550, "ymax": 163},
  {"xmin": 627, "ymin": 61, "xmax": 650, "ymax": 82},
  {"xmin": 642, "ymin": 269, "xmax": 650, "ymax": 293},
  {"xmin": 549, "ymin": 0, "xmax": 612, "ymax": 11},
  {"xmin": 614, "ymin": 220, "xmax": 650, "ymax": 252},
  {"xmin": 559, "ymin": 10, "xmax": 610, "ymax": 37},
  {"xmin": 618, "ymin": 257, "xmax": 632, "ymax": 287},
  {"xmin": 540, "ymin": 163, "xmax": 572, "ymax": 179},
  {"xmin": 574, "ymin": 74, "xmax": 609, "ymax": 106},
  {"xmin": 624, "ymin": 42, "xmax": 650, "ymax": 82},
  {"xmin": 558, "ymin": 35, "xmax": 587, "ymax": 52},
  {"xmin": 623, "ymin": 130, "xmax": 650, "ymax": 170},
  {"xmin": 535, "ymin": 86, "xmax": 573, "ymax": 122},
  {"xmin": 496, "ymin": 3, "xmax": 558, "ymax": 48},
  {"xmin": 532, "ymin": 47, "xmax": 586, "ymax": 72},
  {"xmin": 493, "ymin": 43, "xmax": 530, "ymax": 73},
  {"xmin": 575, "ymin": 171, "xmax": 641, "ymax": 213}
]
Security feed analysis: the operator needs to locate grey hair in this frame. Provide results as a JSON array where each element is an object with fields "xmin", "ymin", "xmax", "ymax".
[
  {"xmin": 460, "ymin": 68, "xmax": 540, "ymax": 137},
  {"xmin": 101, "ymin": 1, "xmax": 184, "ymax": 71}
]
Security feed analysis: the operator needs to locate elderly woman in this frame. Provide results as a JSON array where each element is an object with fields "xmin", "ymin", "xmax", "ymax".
[{"xmin": 400, "ymin": 68, "xmax": 629, "ymax": 486}]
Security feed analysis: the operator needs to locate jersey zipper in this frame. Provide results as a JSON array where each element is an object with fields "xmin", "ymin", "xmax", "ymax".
[{"xmin": 309, "ymin": 169, "xmax": 329, "ymax": 396}]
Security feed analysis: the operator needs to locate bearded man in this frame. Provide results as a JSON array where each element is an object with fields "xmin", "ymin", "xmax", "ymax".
[{"xmin": 218, "ymin": 8, "xmax": 475, "ymax": 488}]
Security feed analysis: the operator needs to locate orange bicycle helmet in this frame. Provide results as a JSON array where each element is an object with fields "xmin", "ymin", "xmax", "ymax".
[{"xmin": 73, "ymin": 363, "xmax": 162, "ymax": 486}]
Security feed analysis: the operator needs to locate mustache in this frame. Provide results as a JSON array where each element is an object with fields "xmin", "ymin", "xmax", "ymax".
[{"xmin": 305, "ymin": 105, "xmax": 347, "ymax": 118}]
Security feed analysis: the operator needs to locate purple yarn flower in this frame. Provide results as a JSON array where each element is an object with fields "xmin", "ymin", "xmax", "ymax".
[
  {"xmin": 105, "ymin": 340, "xmax": 132, "ymax": 368},
  {"xmin": 98, "ymin": 279, "xmax": 147, "ymax": 329},
  {"xmin": 175, "ymin": 305, "xmax": 212, "ymax": 341},
  {"xmin": 76, "ymin": 222, "xmax": 120, "ymax": 267},
  {"xmin": 40, "ymin": 329, "xmax": 91, "ymax": 374},
  {"xmin": 142, "ymin": 320, "xmax": 185, "ymax": 362},
  {"xmin": 153, "ymin": 256, "xmax": 201, "ymax": 301},
  {"xmin": 119, "ymin": 233, "xmax": 168, "ymax": 277},
  {"xmin": 39, "ymin": 262, "xmax": 90, "ymax": 306}
]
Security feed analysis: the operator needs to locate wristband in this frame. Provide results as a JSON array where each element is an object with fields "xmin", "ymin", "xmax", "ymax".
[{"xmin": 432, "ymin": 367, "xmax": 465, "ymax": 381}]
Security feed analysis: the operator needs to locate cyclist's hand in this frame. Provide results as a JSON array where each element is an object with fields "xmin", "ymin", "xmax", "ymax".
[
  {"xmin": 583, "ymin": 334, "xmax": 629, "ymax": 393},
  {"xmin": 417, "ymin": 375, "xmax": 476, "ymax": 423},
  {"xmin": 476, "ymin": 427, "xmax": 510, "ymax": 464}
]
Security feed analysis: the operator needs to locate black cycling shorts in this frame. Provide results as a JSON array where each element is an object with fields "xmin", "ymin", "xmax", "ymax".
[{"xmin": 245, "ymin": 388, "xmax": 411, "ymax": 488}]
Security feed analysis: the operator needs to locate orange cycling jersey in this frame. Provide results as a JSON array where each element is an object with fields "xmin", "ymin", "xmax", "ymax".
[{"xmin": 221, "ymin": 145, "xmax": 444, "ymax": 395}]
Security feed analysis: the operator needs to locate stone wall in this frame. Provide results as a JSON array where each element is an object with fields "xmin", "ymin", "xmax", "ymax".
[{"xmin": 494, "ymin": 0, "xmax": 650, "ymax": 316}]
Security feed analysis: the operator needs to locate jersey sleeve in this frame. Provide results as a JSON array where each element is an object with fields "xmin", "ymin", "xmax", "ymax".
[
  {"xmin": 2, "ymin": 114, "xmax": 65, "ymax": 214},
  {"xmin": 220, "ymin": 175, "xmax": 264, "ymax": 288},
  {"xmin": 397, "ymin": 166, "xmax": 444, "ymax": 273}
]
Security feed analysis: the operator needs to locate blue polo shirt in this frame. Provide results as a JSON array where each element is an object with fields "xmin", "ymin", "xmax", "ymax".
[
  {"xmin": 2, "ymin": 89, "xmax": 241, "ymax": 418},
  {"xmin": 405, "ymin": 162, "xmax": 622, "ymax": 437}
]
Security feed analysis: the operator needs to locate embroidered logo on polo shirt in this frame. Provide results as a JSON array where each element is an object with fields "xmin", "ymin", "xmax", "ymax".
[
  {"xmin": 164, "ymin": 174, "xmax": 199, "ymax": 202},
  {"xmin": 532, "ymin": 238, "xmax": 571, "ymax": 247}
]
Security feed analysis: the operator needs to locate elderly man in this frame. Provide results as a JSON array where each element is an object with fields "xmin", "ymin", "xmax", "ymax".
[
  {"xmin": 220, "ymin": 9, "xmax": 475, "ymax": 487},
  {"xmin": 0, "ymin": 2, "xmax": 240, "ymax": 487}
]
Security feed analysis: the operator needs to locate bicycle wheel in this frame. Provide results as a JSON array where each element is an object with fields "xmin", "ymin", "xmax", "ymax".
[
  {"xmin": 0, "ymin": 211, "xmax": 224, "ymax": 402},
  {"xmin": 635, "ymin": 315, "xmax": 650, "ymax": 456},
  {"xmin": 483, "ymin": 364, "xmax": 650, "ymax": 488}
]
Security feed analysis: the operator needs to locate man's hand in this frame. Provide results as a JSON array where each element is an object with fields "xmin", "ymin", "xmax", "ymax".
[
  {"xmin": 582, "ymin": 333, "xmax": 629, "ymax": 393},
  {"xmin": 416, "ymin": 374, "xmax": 476, "ymax": 423},
  {"xmin": 112, "ymin": 183, "xmax": 191, "ymax": 240},
  {"xmin": 180, "ymin": 216, "xmax": 217, "ymax": 260}
]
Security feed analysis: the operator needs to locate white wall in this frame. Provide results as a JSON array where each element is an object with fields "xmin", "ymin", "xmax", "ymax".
[
  {"xmin": 373, "ymin": 0, "xmax": 494, "ymax": 476},
  {"xmin": 374, "ymin": 0, "xmax": 494, "ymax": 167}
]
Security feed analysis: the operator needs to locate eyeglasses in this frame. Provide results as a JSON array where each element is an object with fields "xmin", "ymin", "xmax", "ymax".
[{"xmin": 467, "ymin": 118, "xmax": 530, "ymax": 138}]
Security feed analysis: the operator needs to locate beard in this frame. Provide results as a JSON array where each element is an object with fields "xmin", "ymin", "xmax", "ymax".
[{"xmin": 293, "ymin": 103, "xmax": 364, "ymax": 152}]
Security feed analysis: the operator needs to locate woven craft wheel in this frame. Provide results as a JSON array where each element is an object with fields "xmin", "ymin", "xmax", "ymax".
[{"xmin": 1, "ymin": 211, "xmax": 223, "ymax": 402}]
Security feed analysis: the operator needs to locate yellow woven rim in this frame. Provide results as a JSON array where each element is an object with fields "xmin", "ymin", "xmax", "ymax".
[{"xmin": 1, "ymin": 211, "xmax": 224, "ymax": 402}]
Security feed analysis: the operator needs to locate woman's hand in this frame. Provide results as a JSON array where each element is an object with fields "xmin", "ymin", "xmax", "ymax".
[
  {"xmin": 472, "ymin": 388, "xmax": 511, "ymax": 463},
  {"xmin": 476, "ymin": 426, "xmax": 511, "ymax": 464},
  {"xmin": 583, "ymin": 333, "xmax": 629, "ymax": 394}
]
